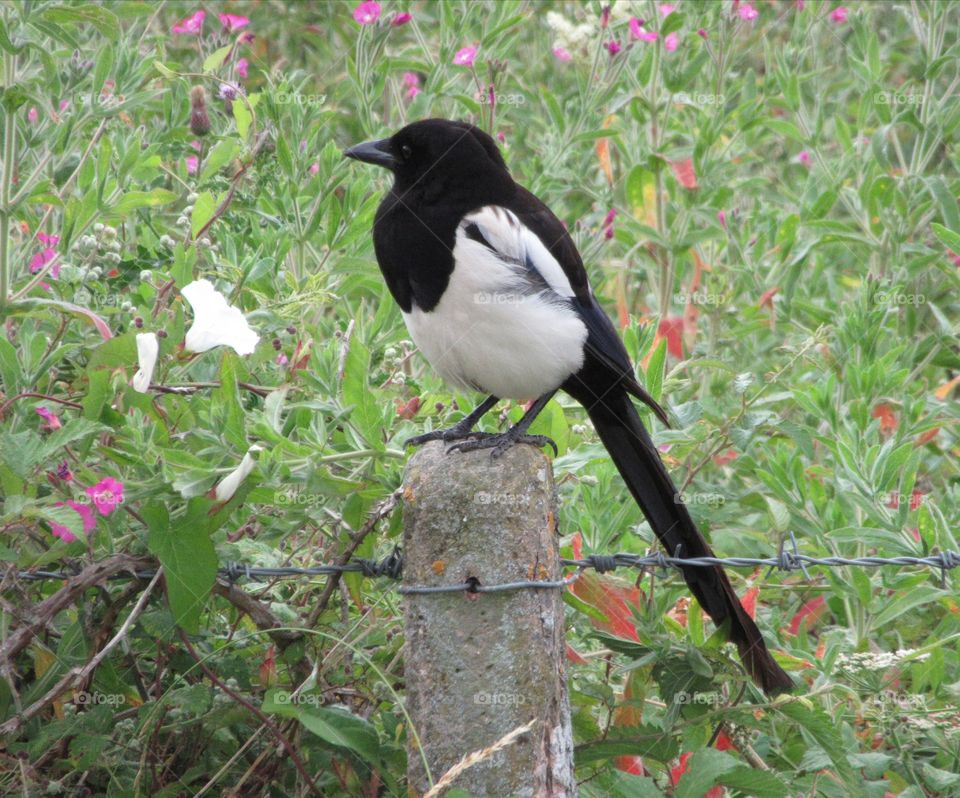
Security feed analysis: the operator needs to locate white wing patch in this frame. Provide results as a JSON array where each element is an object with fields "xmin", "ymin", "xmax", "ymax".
[
  {"xmin": 401, "ymin": 206, "xmax": 587, "ymax": 400},
  {"xmin": 462, "ymin": 206, "xmax": 576, "ymax": 298}
]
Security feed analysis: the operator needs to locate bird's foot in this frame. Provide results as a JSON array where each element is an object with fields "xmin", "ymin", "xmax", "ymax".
[
  {"xmin": 404, "ymin": 427, "xmax": 494, "ymax": 448},
  {"xmin": 446, "ymin": 428, "xmax": 557, "ymax": 459}
]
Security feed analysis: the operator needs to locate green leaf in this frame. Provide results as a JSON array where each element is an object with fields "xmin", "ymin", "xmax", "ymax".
[
  {"xmin": 109, "ymin": 189, "xmax": 179, "ymax": 218},
  {"xmin": 0, "ymin": 336, "xmax": 21, "ymax": 393},
  {"xmin": 341, "ymin": 337, "xmax": 382, "ymax": 447},
  {"xmin": 575, "ymin": 724, "xmax": 679, "ymax": 765},
  {"xmin": 40, "ymin": 418, "xmax": 108, "ymax": 460},
  {"xmin": 263, "ymin": 695, "xmax": 381, "ymax": 763},
  {"xmin": 931, "ymin": 222, "xmax": 960, "ymax": 252},
  {"xmin": 28, "ymin": 503, "xmax": 86, "ymax": 541},
  {"xmin": 203, "ymin": 45, "xmax": 233, "ymax": 73},
  {"xmin": 928, "ymin": 177, "xmax": 960, "ymax": 233},
  {"xmin": 147, "ymin": 498, "xmax": 217, "ymax": 633},
  {"xmin": 870, "ymin": 585, "xmax": 944, "ymax": 628},
  {"xmin": 778, "ymin": 701, "xmax": 865, "ymax": 798},
  {"xmin": 674, "ymin": 749, "xmax": 738, "ymax": 798},
  {"xmin": 216, "ymin": 354, "xmax": 247, "ymax": 449},
  {"xmin": 0, "ymin": 85, "xmax": 29, "ymax": 113},
  {"xmin": 40, "ymin": 4, "xmax": 120, "ymax": 42},
  {"xmin": 191, "ymin": 191, "xmax": 217, "ymax": 238},
  {"xmin": 718, "ymin": 766, "xmax": 789, "ymax": 797},
  {"xmin": 645, "ymin": 337, "xmax": 667, "ymax": 404},
  {"xmin": 0, "ymin": 18, "xmax": 25, "ymax": 54},
  {"xmin": 154, "ymin": 61, "xmax": 177, "ymax": 79},
  {"xmin": 200, "ymin": 138, "xmax": 238, "ymax": 182},
  {"xmin": 233, "ymin": 99, "xmax": 252, "ymax": 140}
]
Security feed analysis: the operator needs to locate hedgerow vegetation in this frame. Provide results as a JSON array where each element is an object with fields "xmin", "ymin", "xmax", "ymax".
[{"xmin": 1, "ymin": 1, "xmax": 958, "ymax": 795}]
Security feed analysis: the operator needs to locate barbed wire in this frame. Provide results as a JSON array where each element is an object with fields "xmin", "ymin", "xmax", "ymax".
[{"xmin": 6, "ymin": 535, "xmax": 959, "ymax": 594}]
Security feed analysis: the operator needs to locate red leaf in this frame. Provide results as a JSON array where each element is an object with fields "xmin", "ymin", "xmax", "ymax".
[
  {"xmin": 872, "ymin": 403, "xmax": 898, "ymax": 435},
  {"xmin": 615, "ymin": 755, "xmax": 644, "ymax": 774},
  {"xmin": 656, "ymin": 316, "xmax": 684, "ymax": 359},
  {"xmin": 571, "ymin": 572, "xmax": 641, "ymax": 641},
  {"xmin": 565, "ymin": 643, "xmax": 587, "ymax": 665},
  {"xmin": 394, "ymin": 396, "xmax": 421, "ymax": 420},
  {"xmin": 759, "ymin": 286, "xmax": 780, "ymax": 308},
  {"xmin": 741, "ymin": 586, "xmax": 759, "ymax": 620},
  {"xmin": 669, "ymin": 158, "xmax": 698, "ymax": 190},
  {"xmin": 712, "ymin": 449, "xmax": 738, "ymax": 466},
  {"xmin": 259, "ymin": 645, "xmax": 276, "ymax": 687},
  {"xmin": 570, "ymin": 534, "xmax": 641, "ymax": 641},
  {"xmin": 715, "ymin": 732, "xmax": 736, "ymax": 751},
  {"xmin": 787, "ymin": 596, "xmax": 826, "ymax": 636},
  {"xmin": 915, "ymin": 427, "xmax": 940, "ymax": 446},
  {"xmin": 670, "ymin": 752, "xmax": 692, "ymax": 786}
]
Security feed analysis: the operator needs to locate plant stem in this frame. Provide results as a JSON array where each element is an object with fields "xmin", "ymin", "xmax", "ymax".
[{"xmin": 0, "ymin": 47, "xmax": 16, "ymax": 316}]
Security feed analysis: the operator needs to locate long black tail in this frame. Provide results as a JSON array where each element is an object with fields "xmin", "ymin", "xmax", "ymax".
[{"xmin": 580, "ymin": 388, "xmax": 792, "ymax": 694}]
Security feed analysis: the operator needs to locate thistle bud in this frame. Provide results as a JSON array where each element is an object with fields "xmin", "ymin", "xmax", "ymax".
[{"xmin": 189, "ymin": 85, "xmax": 210, "ymax": 137}]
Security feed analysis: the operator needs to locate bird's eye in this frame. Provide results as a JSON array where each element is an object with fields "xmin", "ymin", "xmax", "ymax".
[{"xmin": 400, "ymin": 144, "xmax": 413, "ymax": 160}]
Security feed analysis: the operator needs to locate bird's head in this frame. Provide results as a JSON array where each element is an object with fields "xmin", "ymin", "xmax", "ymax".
[{"xmin": 344, "ymin": 118, "xmax": 511, "ymax": 201}]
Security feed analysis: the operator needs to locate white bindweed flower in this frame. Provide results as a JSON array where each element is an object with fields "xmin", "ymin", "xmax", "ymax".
[
  {"xmin": 132, "ymin": 332, "xmax": 159, "ymax": 393},
  {"xmin": 182, "ymin": 279, "xmax": 259, "ymax": 356},
  {"xmin": 215, "ymin": 445, "xmax": 263, "ymax": 502}
]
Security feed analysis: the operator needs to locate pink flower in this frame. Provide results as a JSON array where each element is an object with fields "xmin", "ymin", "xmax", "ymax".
[
  {"xmin": 496, "ymin": 132, "xmax": 506, "ymax": 144},
  {"xmin": 830, "ymin": 6, "xmax": 848, "ymax": 22},
  {"xmin": 948, "ymin": 249, "xmax": 960, "ymax": 268},
  {"xmin": 309, "ymin": 162, "xmax": 320, "ymax": 175},
  {"xmin": 218, "ymin": 12, "xmax": 250, "ymax": 32},
  {"xmin": 353, "ymin": 1, "xmax": 381, "ymax": 25},
  {"xmin": 86, "ymin": 477, "xmax": 124, "ymax": 516},
  {"xmin": 29, "ymin": 233, "xmax": 60, "ymax": 277},
  {"xmin": 605, "ymin": 40, "xmax": 621, "ymax": 55},
  {"xmin": 553, "ymin": 46, "xmax": 572, "ymax": 62},
  {"xmin": 172, "ymin": 10, "xmax": 205, "ymax": 34},
  {"xmin": 36, "ymin": 406, "xmax": 62, "ymax": 430},
  {"xmin": 738, "ymin": 2, "xmax": 758, "ymax": 20},
  {"xmin": 603, "ymin": 208, "xmax": 617, "ymax": 227},
  {"xmin": 237, "ymin": 31, "xmax": 255, "ymax": 45},
  {"xmin": 453, "ymin": 45, "xmax": 477, "ymax": 66},
  {"xmin": 630, "ymin": 18, "xmax": 659, "ymax": 41},
  {"xmin": 659, "ymin": 3, "xmax": 676, "ymax": 15},
  {"xmin": 796, "ymin": 0, "xmax": 805, "ymax": 8},
  {"xmin": 51, "ymin": 500, "xmax": 96, "ymax": 543},
  {"xmin": 186, "ymin": 155, "xmax": 199, "ymax": 174},
  {"xmin": 392, "ymin": 11, "xmax": 412, "ymax": 25},
  {"xmin": 402, "ymin": 71, "xmax": 421, "ymax": 99},
  {"xmin": 697, "ymin": 28, "xmax": 708, "ymax": 37},
  {"xmin": 59, "ymin": 99, "xmax": 70, "ymax": 112},
  {"xmin": 797, "ymin": 150, "xmax": 811, "ymax": 167},
  {"xmin": 665, "ymin": 31, "xmax": 679, "ymax": 51},
  {"xmin": 27, "ymin": 106, "xmax": 38, "ymax": 123},
  {"xmin": 236, "ymin": 57, "xmax": 249, "ymax": 79},
  {"xmin": 717, "ymin": 209, "xmax": 727, "ymax": 228},
  {"xmin": 56, "ymin": 462, "xmax": 74, "ymax": 481},
  {"xmin": 276, "ymin": 353, "xmax": 289, "ymax": 366}
]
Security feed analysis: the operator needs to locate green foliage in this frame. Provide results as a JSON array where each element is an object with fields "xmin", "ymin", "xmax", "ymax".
[{"xmin": 0, "ymin": 0, "xmax": 958, "ymax": 795}]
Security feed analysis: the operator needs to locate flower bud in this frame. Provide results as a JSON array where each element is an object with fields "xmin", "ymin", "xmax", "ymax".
[{"xmin": 189, "ymin": 85, "xmax": 210, "ymax": 137}]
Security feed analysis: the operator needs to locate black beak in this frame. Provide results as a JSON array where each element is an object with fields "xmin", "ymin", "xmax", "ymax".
[{"xmin": 343, "ymin": 138, "xmax": 397, "ymax": 169}]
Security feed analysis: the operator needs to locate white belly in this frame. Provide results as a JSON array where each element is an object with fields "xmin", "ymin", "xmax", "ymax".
[{"xmin": 402, "ymin": 234, "xmax": 588, "ymax": 400}]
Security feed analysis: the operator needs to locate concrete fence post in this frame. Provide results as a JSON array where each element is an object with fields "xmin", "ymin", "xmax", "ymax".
[{"xmin": 402, "ymin": 441, "xmax": 576, "ymax": 797}]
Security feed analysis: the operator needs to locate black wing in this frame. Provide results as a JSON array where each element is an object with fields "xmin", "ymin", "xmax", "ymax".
[{"xmin": 507, "ymin": 187, "xmax": 669, "ymax": 425}]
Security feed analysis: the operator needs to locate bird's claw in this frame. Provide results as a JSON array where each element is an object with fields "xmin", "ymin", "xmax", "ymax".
[
  {"xmin": 404, "ymin": 428, "xmax": 492, "ymax": 448},
  {"xmin": 446, "ymin": 431, "xmax": 558, "ymax": 459}
]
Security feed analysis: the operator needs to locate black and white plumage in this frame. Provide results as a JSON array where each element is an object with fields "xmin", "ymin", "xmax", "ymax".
[{"xmin": 345, "ymin": 118, "xmax": 792, "ymax": 694}]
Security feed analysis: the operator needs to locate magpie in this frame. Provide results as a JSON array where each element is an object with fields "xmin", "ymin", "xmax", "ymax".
[{"xmin": 345, "ymin": 118, "xmax": 792, "ymax": 694}]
